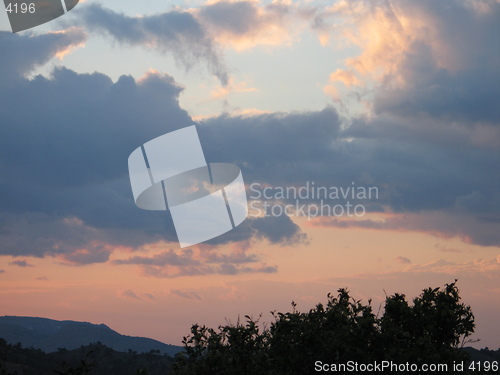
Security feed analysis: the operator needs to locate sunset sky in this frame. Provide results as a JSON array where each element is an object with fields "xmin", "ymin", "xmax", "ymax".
[{"xmin": 0, "ymin": 0, "xmax": 499, "ymax": 349}]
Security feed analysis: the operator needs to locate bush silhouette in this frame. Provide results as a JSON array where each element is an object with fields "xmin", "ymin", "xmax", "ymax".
[{"xmin": 174, "ymin": 281, "xmax": 475, "ymax": 375}]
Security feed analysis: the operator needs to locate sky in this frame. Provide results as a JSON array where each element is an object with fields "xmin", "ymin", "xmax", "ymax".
[{"xmin": 0, "ymin": 0, "xmax": 499, "ymax": 350}]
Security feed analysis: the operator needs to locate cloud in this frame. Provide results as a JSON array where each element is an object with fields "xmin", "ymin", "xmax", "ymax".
[
  {"xmin": 9, "ymin": 260, "xmax": 34, "ymax": 267},
  {"xmin": 250, "ymin": 215, "xmax": 309, "ymax": 246},
  {"xmin": 435, "ymin": 244, "xmax": 462, "ymax": 254},
  {"xmin": 197, "ymin": 245, "xmax": 259, "ymax": 264},
  {"xmin": 112, "ymin": 247, "xmax": 277, "ymax": 278},
  {"xmin": 73, "ymin": 1, "xmax": 316, "ymax": 82},
  {"xmin": 327, "ymin": 69, "xmax": 360, "ymax": 87},
  {"xmin": 0, "ymin": 30, "xmax": 190, "ymax": 261},
  {"xmin": 36, "ymin": 276, "xmax": 49, "ymax": 281},
  {"xmin": 1, "ymin": 0, "xmax": 498, "ymax": 269},
  {"xmin": 400, "ymin": 256, "xmax": 500, "ymax": 276},
  {"xmin": 76, "ymin": 4, "xmax": 228, "ymax": 84},
  {"xmin": 321, "ymin": 0, "xmax": 500, "ymax": 126},
  {"xmin": 171, "ymin": 289, "xmax": 202, "ymax": 300},
  {"xmin": 198, "ymin": 107, "xmax": 342, "ymax": 183},
  {"xmin": 195, "ymin": 214, "xmax": 309, "ymax": 248},
  {"xmin": 139, "ymin": 262, "xmax": 277, "ymax": 278},
  {"xmin": 373, "ymin": 1, "xmax": 500, "ymax": 123},
  {"xmin": 313, "ymin": 210, "xmax": 500, "ymax": 247},
  {"xmin": 112, "ymin": 249, "xmax": 200, "ymax": 267},
  {"xmin": 197, "ymin": 0, "xmax": 303, "ymax": 50},
  {"xmin": 120, "ymin": 289, "xmax": 141, "ymax": 300},
  {"xmin": 196, "ymin": 104, "xmax": 498, "ymax": 247},
  {"xmin": 61, "ymin": 245, "xmax": 114, "ymax": 266},
  {"xmin": 0, "ymin": 212, "xmax": 173, "ymax": 262},
  {"xmin": 326, "ymin": 255, "xmax": 500, "ymax": 282},
  {"xmin": 0, "ymin": 29, "xmax": 313, "ymax": 265},
  {"xmin": 0, "ymin": 28, "xmax": 86, "ymax": 80},
  {"xmin": 396, "ymin": 256, "xmax": 411, "ymax": 264}
]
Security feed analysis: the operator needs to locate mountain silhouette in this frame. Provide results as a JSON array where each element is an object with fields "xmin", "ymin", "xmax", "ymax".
[{"xmin": 0, "ymin": 316, "xmax": 182, "ymax": 356}]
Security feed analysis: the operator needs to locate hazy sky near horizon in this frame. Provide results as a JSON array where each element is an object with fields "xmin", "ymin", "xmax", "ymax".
[{"xmin": 0, "ymin": 0, "xmax": 499, "ymax": 349}]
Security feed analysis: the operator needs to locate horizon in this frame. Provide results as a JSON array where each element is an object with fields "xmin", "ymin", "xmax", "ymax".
[{"xmin": 0, "ymin": 0, "xmax": 499, "ymax": 352}]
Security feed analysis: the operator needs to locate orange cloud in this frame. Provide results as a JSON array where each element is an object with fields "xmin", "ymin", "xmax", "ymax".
[
  {"xmin": 51, "ymin": 28, "xmax": 87, "ymax": 59},
  {"xmin": 328, "ymin": 69, "xmax": 361, "ymax": 87},
  {"xmin": 320, "ymin": 0, "xmax": 489, "ymax": 100}
]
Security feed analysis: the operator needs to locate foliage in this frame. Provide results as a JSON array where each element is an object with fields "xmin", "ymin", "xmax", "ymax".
[
  {"xmin": 380, "ymin": 282, "xmax": 475, "ymax": 364},
  {"xmin": 174, "ymin": 281, "xmax": 476, "ymax": 375},
  {"xmin": 0, "ymin": 340, "xmax": 173, "ymax": 375},
  {"xmin": 173, "ymin": 318, "xmax": 271, "ymax": 375}
]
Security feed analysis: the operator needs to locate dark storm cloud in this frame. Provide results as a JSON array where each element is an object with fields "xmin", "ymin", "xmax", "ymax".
[
  {"xmin": 193, "ymin": 102, "xmax": 499, "ymax": 245},
  {"xmin": 0, "ymin": 35, "xmax": 192, "ymax": 260},
  {"xmin": 0, "ymin": 68, "xmax": 189, "ymax": 188},
  {"xmin": 0, "ymin": 30, "xmax": 306, "ymax": 263},
  {"xmin": 76, "ymin": 4, "xmax": 228, "ymax": 85},
  {"xmin": 198, "ymin": 108, "xmax": 498, "ymax": 208},
  {"xmin": 199, "ymin": 107, "xmax": 341, "ymax": 180}
]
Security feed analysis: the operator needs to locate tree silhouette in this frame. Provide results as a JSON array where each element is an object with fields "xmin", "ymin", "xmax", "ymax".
[
  {"xmin": 54, "ymin": 350, "xmax": 94, "ymax": 375},
  {"xmin": 174, "ymin": 281, "xmax": 475, "ymax": 375}
]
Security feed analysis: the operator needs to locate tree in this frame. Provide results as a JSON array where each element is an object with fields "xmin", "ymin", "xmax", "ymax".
[
  {"xmin": 268, "ymin": 291, "xmax": 378, "ymax": 374},
  {"xmin": 380, "ymin": 280, "xmax": 475, "ymax": 364},
  {"xmin": 173, "ymin": 317, "xmax": 270, "ymax": 375},
  {"xmin": 174, "ymin": 281, "xmax": 475, "ymax": 375}
]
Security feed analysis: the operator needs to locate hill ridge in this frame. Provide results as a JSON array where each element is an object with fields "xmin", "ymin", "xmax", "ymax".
[{"xmin": 0, "ymin": 315, "xmax": 182, "ymax": 356}]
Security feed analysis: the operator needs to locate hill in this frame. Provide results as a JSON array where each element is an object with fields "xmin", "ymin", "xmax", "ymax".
[{"xmin": 0, "ymin": 316, "xmax": 182, "ymax": 356}]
